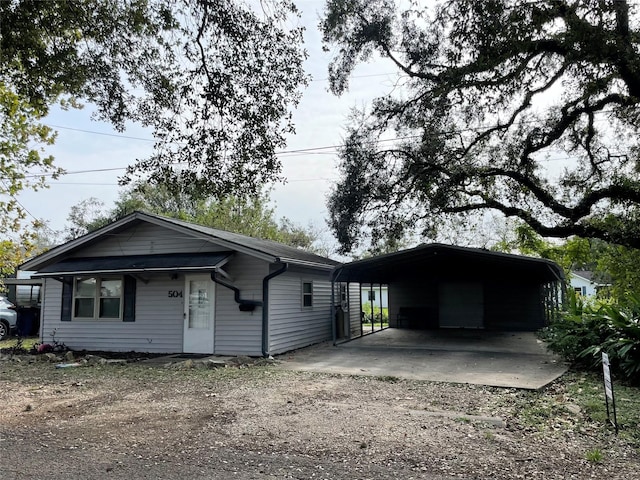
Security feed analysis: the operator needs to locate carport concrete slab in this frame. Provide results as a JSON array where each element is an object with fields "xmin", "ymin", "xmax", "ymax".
[{"xmin": 277, "ymin": 329, "xmax": 568, "ymax": 390}]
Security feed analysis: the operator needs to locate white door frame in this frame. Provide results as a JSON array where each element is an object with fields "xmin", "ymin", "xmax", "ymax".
[{"xmin": 183, "ymin": 274, "xmax": 215, "ymax": 353}]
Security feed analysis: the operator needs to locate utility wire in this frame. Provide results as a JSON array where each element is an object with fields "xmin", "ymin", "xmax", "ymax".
[{"xmin": 28, "ymin": 110, "xmax": 621, "ymax": 179}]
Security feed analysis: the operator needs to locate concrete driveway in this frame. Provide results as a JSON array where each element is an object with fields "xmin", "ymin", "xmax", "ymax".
[{"xmin": 277, "ymin": 329, "xmax": 568, "ymax": 390}]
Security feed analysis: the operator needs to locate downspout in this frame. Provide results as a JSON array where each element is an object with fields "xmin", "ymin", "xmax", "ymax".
[
  {"xmin": 210, "ymin": 273, "xmax": 262, "ymax": 310},
  {"xmin": 261, "ymin": 262, "xmax": 288, "ymax": 357}
]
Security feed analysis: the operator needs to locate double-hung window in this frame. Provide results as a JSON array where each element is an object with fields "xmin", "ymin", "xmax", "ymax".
[
  {"xmin": 302, "ymin": 281, "xmax": 313, "ymax": 307},
  {"xmin": 74, "ymin": 277, "xmax": 123, "ymax": 320}
]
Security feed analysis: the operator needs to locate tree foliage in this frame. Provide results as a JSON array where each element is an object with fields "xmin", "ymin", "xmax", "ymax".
[
  {"xmin": 321, "ymin": 0, "xmax": 640, "ymax": 253},
  {"xmin": 542, "ymin": 290, "xmax": 640, "ymax": 384},
  {"xmin": 1, "ymin": 0, "xmax": 306, "ymax": 232},
  {"xmin": 64, "ymin": 185, "xmax": 318, "ymax": 251},
  {"xmin": 494, "ymin": 223, "xmax": 640, "ymax": 305}
]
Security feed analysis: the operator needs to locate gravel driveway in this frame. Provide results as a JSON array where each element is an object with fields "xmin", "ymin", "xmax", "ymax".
[{"xmin": 0, "ymin": 356, "xmax": 637, "ymax": 479}]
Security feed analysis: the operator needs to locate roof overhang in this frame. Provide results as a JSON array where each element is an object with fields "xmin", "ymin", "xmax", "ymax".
[
  {"xmin": 1, "ymin": 278, "xmax": 44, "ymax": 286},
  {"xmin": 31, "ymin": 252, "xmax": 233, "ymax": 277},
  {"xmin": 333, "ymin": 243, "xmax": 564, "ymax": 285}
]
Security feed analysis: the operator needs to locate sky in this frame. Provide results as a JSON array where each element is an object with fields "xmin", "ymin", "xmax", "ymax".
[{"xmin": 15, "ymin": 0, "xmax": 398, "ymax": 244}]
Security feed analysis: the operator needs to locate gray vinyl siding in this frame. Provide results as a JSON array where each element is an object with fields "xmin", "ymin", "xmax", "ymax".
[
  {"xmin": 268, "ymin": 270, "xmax": 333, "ymax": 355},
  {"xmin": 73, "ymin": 222, "xmax": 229, "ymax": 257},
  {"xmin": 348, "ymin": 283, "xmax": 361, "ymax": 338},
  {"xmin": 41, "ymin": 278, "xmax": 62, "ymax": 343},
  {"xmin": 41, "ymin": 275, "xmax": 184, "ymax": 353},
  {"xmin": 213, "ymin": 254, "xmax": 267, "ymax": 356}
]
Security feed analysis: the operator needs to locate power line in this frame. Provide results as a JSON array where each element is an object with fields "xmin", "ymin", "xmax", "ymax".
[
  {"xmin": 26, "ymin": 110, "xmax": 622, "ymax": 179},
  {"xmin": 44, "ymin": 124, "xmax": 156, "ymax": 142},
  {"xmin": 0, "ymin": 178, "xmax": 58, "ymax": 234},
  {"xmin": 310, "ymin": 72, "xmax": 398, "ymax": 83},
  {"xmin": 49, "ymin": 176, "xmax": 340, "ymax": 187}
]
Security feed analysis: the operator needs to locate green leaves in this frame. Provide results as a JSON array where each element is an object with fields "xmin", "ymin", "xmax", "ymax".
[
  {"xmin": 544, "ymin": 290, "xmax": 640, "ymax": 384},
  {"xmin": 1, "ymin": 0, "xmax": 307, "ymax": 241},
  {"xmin": 64, "ymin": 185, "xmax": 319, "ymax": 251},
  {"xmin": 322, "ymin": 0, "xmax": 640, "ymax": 252},
  {"xmin": 0, "ymin": 82, "xmax": 62, "ymax": 238}
]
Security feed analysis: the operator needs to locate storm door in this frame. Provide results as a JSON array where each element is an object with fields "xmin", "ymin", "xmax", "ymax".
[{"xmin": 183, "ymin": 275, "xmax": 215, "ymax": 353}]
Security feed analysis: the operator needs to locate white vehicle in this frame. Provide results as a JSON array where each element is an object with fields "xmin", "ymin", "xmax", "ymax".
[{"xmin": 0, "ymin": 296, "xmax": 18, "ymax": 341}]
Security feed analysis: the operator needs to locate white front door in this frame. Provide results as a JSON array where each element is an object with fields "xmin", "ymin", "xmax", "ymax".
[{"xmin": 183, "ymin": 275, "xmax": 215, "ymax": 353}]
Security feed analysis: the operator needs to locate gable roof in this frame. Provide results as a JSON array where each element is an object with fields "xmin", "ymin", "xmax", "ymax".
[
  {"xmin": 570, "ymin": 270, "xmax": 609, "ymax": 286},
  {"xmin": 21, "ymin": 211, "xmax": 340, "ymax": 272}
]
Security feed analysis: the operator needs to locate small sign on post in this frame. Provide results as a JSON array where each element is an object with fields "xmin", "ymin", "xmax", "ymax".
[{"xmin": 602, "ymin": 352, "xmax": 618, "ymax": 434}]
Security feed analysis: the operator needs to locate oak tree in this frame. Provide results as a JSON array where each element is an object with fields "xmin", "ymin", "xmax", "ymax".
[
  {"xmin": 1, "ymin": 0, "xmax": 306, "ymax": 234},
  {"xmin": 321, "ymin": 0, "xmax": 640, "ymax": 253}
]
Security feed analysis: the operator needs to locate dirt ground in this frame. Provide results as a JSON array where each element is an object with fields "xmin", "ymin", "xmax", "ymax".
[{"xmin": 0, "ymin": 355, "xmax": 638, "ymax": 480}]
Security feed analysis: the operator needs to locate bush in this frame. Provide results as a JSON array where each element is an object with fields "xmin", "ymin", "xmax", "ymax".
[
  {"xmin": 361, "ymin": 304, "xmax": 388, "ymax": 323},
  {"xmin": 541, "ymin": 290, "xmax": 640, "ymax": 384}
]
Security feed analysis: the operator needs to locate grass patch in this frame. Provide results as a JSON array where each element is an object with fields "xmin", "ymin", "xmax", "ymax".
[
  {"xmin": 585, "ymin": 448, "xmax": 604, "ymax": 463},
  {"xmin": 517, "ymin": 397, "xmax": 571, "ymax": 427},
  {"xmin": 565, "ymin": 372, "xmax": 640, "ymax": 444},
  {"xmin": 0, "ymin": 336, "xmax": 39, "ymax": 352},
  {"xmin": 504, "ymin": 372, "xmax": 639, "ymax": 445}
]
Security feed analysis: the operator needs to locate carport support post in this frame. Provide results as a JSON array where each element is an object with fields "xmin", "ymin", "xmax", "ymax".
[
  {"xmin": 369, "ymin": 284, "xmax": 374, "ymax": 333},
  {"xmin": 379, "ymin": 283, "xmax": 383, "ymax": 330}
]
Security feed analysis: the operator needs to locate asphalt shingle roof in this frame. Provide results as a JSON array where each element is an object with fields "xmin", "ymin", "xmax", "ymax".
[{"xmin": 151, "ymin": 213, "xmax": 340, "ymax": 267}]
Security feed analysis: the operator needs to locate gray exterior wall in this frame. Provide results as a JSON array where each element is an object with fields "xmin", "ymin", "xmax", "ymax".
[
  {"xmin": 348, "ymin": 283, "xmax": 361, "ymax": 338},
  {"xmin": 388, "ymin": 281, "xmax": 438, "ymax": 328},
  {"xmin": 38, "ymin": 220, "xmax": 337, "ymax": 355},
  {"xmin": 41, "ymin": 275, "xmax": 184, "ymax": 353},
  {"xmin": 40, "ymin": 253, "xmax": 270, "ymax": 355},
  {"xmin": 213, "ymin": 254, "xmax": 267, "ymax": 356},
  {"xmin": 484, "ymin": 282, "xmax": 545, "ymax": 330},
  {"xmin": 72, "ymin": 222, "xmax": 229, "ymax": 257},
  {"xmin": 267, "ymin": 269, "xmax": 333, "ymax": 355},
  {"xmin": 388, "ymin": 280, "xmax": 545, "ymax": 331}
]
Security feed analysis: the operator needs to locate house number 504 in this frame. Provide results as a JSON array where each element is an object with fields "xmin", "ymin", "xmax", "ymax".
[{"xmin": 168, "ymin": 290, "xmax": 183, "ymax": 298}]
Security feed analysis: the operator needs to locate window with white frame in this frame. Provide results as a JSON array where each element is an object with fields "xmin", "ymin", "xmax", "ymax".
[
  {"xmin": 367, "ymin": 290, "xmax": 376, "ymax": 301},
  {"xmin": 74, "ymin": 276, "xmax": 123, "ymax": 319},
  {"xmin": 302, "ymin": 281, "xmax": 313, "ymax": 307}
]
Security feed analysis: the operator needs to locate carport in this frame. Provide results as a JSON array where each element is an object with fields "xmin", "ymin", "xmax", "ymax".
[{"xmin": 332, "ymin": 244, "xmax": 565, "ymax": 343}]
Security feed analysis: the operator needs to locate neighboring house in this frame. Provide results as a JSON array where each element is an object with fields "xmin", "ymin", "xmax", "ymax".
[
  {"xmin": 361, "ymin": 284, "xmax": 388, "ymax": 309},
  {"xmin": 20, "ymin": 212, "xmax": 340, "ymax": 356},
  {"xmin": 569, "ymin": 270, "xmax": 607, "ymax": 297}
]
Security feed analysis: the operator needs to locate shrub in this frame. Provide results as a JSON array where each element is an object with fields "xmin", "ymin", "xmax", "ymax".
[
  {"xmin": 541, "ymin": 290, "xmax": 640, "ymax": 384},
  {"xmin": 361, "ymin": 304, "xmax": 388, "ymax": 323}
]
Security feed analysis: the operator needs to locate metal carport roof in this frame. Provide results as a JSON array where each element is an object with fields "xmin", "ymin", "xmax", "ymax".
[{"xmin": 332, "ymin": 243, "xmax": 565, "ymax": 284}]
